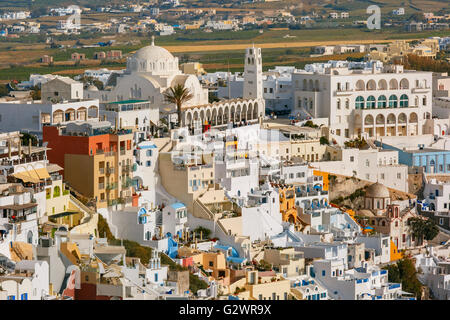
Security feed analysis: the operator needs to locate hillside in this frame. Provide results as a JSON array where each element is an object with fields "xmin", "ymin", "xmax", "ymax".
[{"xmin": 0, "ymin": 0, "xmax": 449, "ymax": 13}]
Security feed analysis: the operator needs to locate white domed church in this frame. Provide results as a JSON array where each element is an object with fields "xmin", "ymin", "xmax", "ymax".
[
  {"xmin": 85, "ymin": 37, "xmax": 209, "ymax": 111},
  {"xmin": 86, "ymin": 38, "xmax": 265, "ymax": 128}
]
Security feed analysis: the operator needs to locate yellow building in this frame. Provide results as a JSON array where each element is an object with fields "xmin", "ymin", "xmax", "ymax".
[
  {"xmin": 263, "ymin": 248, "xmax": 305, "ymax": 277},
  {"xmin": 180, "ymin": 62, "xmax": 206, "ymax": 76},
  {"xmin": 44, "ymin": 123, "xmax": 135, "ymax": 209}
]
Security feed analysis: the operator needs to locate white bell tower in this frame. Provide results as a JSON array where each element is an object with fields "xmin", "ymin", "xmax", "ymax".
[{"xmin": 243, "ymin": 45, "xmax": 263, "ymax": 100}]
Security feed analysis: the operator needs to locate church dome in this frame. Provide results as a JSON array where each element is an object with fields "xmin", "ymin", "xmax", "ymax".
[
  {"xmin": 365, "ymin": 182, "xmax": 390, "ymax": 199},
  {"xmin": 126, "ymin": 37, "xmax": 179, "ymax": 75},
  {"xmin": 133, "ymin": 44, "xmax": 174, "ymax": 61}
]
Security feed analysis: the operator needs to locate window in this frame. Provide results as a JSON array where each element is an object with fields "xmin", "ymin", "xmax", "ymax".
[
  {"xmin": 350, "ymin": 156, "xmax": 354, "ymax": 162},
  {"xmin": 377, "ymin": 95, "xmax": 387, "ymax": 108},
  {"xmin": 355, "ymin": 96, "xmax": 364, "ymax": 109},
  {"xmin": 366, "ymin": 160, "xmax": 370, "ymax": 167},
  {"xmin": 146, "ymin": 161, "xmax": 151, "ymax": 167},
  {"xmin": 154, "ymin": 273, "xmax": 158, "ymax": 282},
  {"xmin": 397, "ymin": 173, "xmax": 401, "ymax": 179},
  {"xmin": 400, "ymin": 94, "xmax": 409, "ymax": 107},
  {"xmin": 381, "ymin": 173, "xmax": 385, "ymax": 180},
  {"xmin": 146, "ymin": 150, "xmax": 152, "ymax": 157},
  {"xmin": 366, "ymin": 96, "xmax": 376, "ymax": 109},
  {"xmin": 389, "ymin": 95, "xmax": 398, "ymax": 108},
  {"xmin": 439, "ymin": 218, "xmax": 444, "ymax": 225},
  {"xmin": 322, "ymin": 270, "xmax": 326, "ymax": 276},
  {"xmin": 337, "ymin": 99, "xmax": 341, "ymax": 109}
]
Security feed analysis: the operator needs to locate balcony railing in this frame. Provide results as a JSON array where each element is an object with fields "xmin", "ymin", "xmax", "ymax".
[
  {"xmin": 106, "ymin": 167, "xmax": 115, "ymax": 175},
  {"xmin": 120, "ymin": 149, "xmax": 126, "ymax": 156},
  {"xmin": 98, "ymin": 183, "xmax": 105, "ymax": 190},
  {"xmin": 99, "ymin": 168, "xmax": 105, "ymax": 174},
  {"xmin": 106, "ymin": 182, "xmax": 117, "ymax": 190}
]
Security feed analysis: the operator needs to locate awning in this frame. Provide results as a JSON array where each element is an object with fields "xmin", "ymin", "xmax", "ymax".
[
  {"xmin": 46, "ymin": 164, "xmax": 64, "ymax": 173},
  {"xmin": 12, "ymin": 171, "xmax": 40, "ymax": 183},
  {"xmin": 34, "ymin": 168, "xmax": 50, "ymax": 180},
  {"xmin": 12, "ymin": 168, "xmax": 50, "ymax": 183}
]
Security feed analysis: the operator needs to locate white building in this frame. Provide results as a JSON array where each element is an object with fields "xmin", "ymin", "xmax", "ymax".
[
  {"xmin": 100, "ymin": 99, "xmax": 160, "ymax": 138},
  {"xmin": 392, "ymin": 8, "xmax": 405, "ymax": 15},
  {"xmin": 292, "ymin": 60, "xmax": 433, "ymax": 145},
  {"xmin": 312, "ymin": 259, "xmax": 407, "ymax": 300},
  {"xmin": 133, "ymin": 140, "xmax": 159, "ymax": 207},
  {"xmin": 0, "ymin": 99, "xmax": 100, "ymax": 138},
  {"xmin": 13, "ymin": 260, "xmax": 50, "ymax": 300},
  {"xmin": 162, "ymin": 202, "xmax": 188, "ymax": 237},
  {"xmin": 85, "ymin": 37, "xmax": 209, "ymax": 115},
  {"xmin": 79, "ymin": 68, "xmax": 125, "ymax": 86},
  {"xmin": 311, "ymin": 146, "xmax": 409, "ymax": 192},
  {"xmin": 355, "ymin": 234, "xmax": 391, "ymax": 265}
]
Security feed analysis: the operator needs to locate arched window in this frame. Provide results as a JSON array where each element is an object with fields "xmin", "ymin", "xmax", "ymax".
[
  {"xmin": 400, "ymin": 94, "xmax": 409, "ymax": 108},
  {"xmin": 389, "ymin": 95, "xmax": 398, "ymax": 108},
  {"xmin": 377, "ymin": 95, "xmax": 387, "ymax": 108},
  {"xmin": 366, "ymin": 96, "xmax": 376, "ymax": 109},
  {"xmin": 381, "ymin": 221, "xmax": 386, "ymax": 227},
  {"xmin": 355, "ymin": 96, "xmax": 364, "ymax": 109}
]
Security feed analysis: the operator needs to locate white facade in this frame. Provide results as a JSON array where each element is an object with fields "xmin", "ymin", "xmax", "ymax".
[
  {"xmin": 162, "ymin": 203, "xmax": 188, "ymax": 237},
  {"xmin": 312, "ymin": 259, "xmax": 405, "ymax": 300},
  {"xmin": 355, "ymin": 234, "xmax": 391, "ymax": 265},
  {"xmin": 85, "ymin": 39, "xmax": 209, "ymax": 113},
  {"xmin": 292, "ymin": 61, "xmax": 433, "ymax": 145},
  {"xmin": 14, "ymin": 260, "xmax": 50, "ymax": 300},
  {"xmin": 100, "ymin": 100, "xmax": 160, "ymax": 136},
  {"xmin": 0, "ymin": 100, "xmax": 100, "ymax": 138},
  {"xmin": 311, "ymin": 147, "xmax": 408, "ymax": 192}
]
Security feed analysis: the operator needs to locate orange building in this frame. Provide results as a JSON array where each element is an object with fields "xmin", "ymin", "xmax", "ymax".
[
  {"xmin": 43, "ymin": 122, "xmax": 134, "ymax": 209},
  {"xmin": 277, "ymin": 185, "xmax": 297, "ymax": 224},
  {"xmin": 312, "ymin": 170, "xmax": 329, "ymax": 191}
]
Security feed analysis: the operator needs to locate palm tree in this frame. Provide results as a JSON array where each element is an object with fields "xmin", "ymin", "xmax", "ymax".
[{"xmin": 163, "ymin": 83, "xmax": 194, "ymax": 128}]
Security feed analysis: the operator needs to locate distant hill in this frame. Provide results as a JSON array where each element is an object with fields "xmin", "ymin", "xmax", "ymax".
[
  {"xmin": 0, "ymin": 0, "xmax": 119, "ymax": 10},
  {"xmin": 0, "ymin": 0, "xmax": 448, "ymax": 14}
]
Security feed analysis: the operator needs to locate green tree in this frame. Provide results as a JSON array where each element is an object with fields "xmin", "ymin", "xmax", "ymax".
[
  {"xmin": 0, "ymin": 84, "xmax": 8, "ymax": 97},
  {"xmin": 384, "ymin": 258, "xmax": 423, "ymax": 299},
  {"xmin": 408, "ymin": 217, "xmax": 439, "ymax": 244},
  {"xmin": 30, "ymin": 85, "xmax": 41, "ymax": 100},
  {"xmin": 320, "ymin": 136, "xmax": 329, "ymax": 145},
  {"xmin": 163, "ymin": 84, "xmax": 194, "ymax": 128},
  {"xmin": 20, "ymin": 132, "xmax": 38, "ymax": 146},
  {"xmin": 193, "ymin": 226, "xmax": 211, "ymax": 239},
  {"xmin": 302, "ymin": 120, "xmax": 318, "ymax": 128}
]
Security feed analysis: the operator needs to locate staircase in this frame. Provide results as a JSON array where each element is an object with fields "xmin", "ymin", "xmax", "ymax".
[
  {"xmin": 366, "ymin": 138, "xmax": 378, "ymax": 149},
  {"xmin": 290, "ymin": 288, "xmax": 303, "ymax": 300}
]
